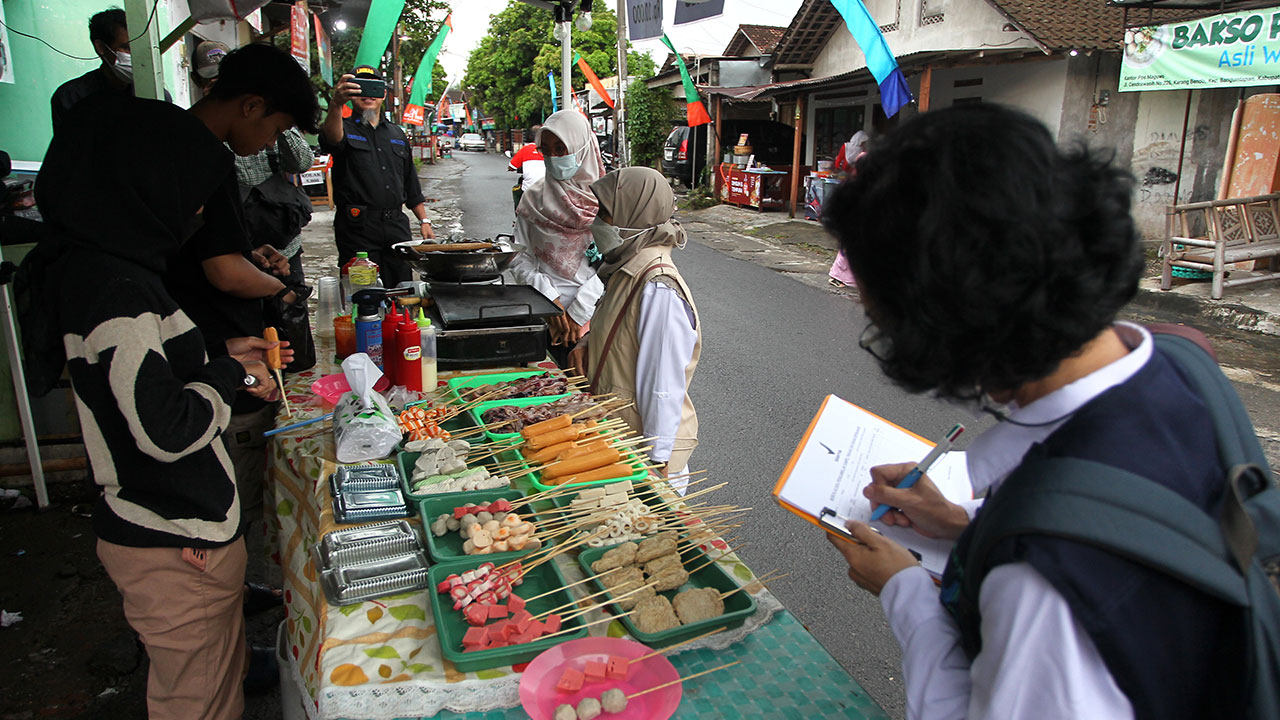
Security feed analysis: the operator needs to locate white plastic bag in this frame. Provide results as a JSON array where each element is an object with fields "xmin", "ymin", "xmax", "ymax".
[{"xmin": 333, "ymin": 354, "xmax": 402, "ymax": 463}]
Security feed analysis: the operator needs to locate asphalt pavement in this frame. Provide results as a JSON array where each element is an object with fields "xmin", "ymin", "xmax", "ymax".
[{"xmin": 441, "ymin": 150, "xmax": 973, "ymax": 718}]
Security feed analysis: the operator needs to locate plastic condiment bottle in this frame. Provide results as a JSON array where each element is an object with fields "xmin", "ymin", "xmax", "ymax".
[
  {"xmin": 353, "ymin": 295, "xmax": 384, "ymax": 368},
  {"xmin": 347, "ymin": 252, "xmax": 379, "ymax": 301},
  {"xmin": 397, "ymin": 308, "xmax": 423, "ymax": 392},
  {"xmin": 381, "ymin": 302, "xmax": 401, "ymax": 385},
  {"xmin": 416, "ymin": 308, "xmax": 438, "ymax": 392}
]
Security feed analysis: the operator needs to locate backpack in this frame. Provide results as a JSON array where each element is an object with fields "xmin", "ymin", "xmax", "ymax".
[
  {"xmin": 958, "ymin": 333, "xmax": 1280, "ymax": 718},
  {"xmin": 240, "ymin": 153, "xmax": 312, "ymax": 250}
]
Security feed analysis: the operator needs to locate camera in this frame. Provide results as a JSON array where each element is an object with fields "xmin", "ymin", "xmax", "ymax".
[{"xmin": 353, "ymin": 77, "xmax": 386, "ymax": 98}]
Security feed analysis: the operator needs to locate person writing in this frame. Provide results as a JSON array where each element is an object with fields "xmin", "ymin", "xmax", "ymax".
[
  {"xmin": 321, "ymin": 66, "xmax": 434, "ymax": 286},
  {"xmin": 568, "ymin": 167, "xmax": 701, "ymax": 483},
  {"xmin": 822, "ymin": 105, "xmax": 1250, "ymax": 720},
  {"xmin": 510, "ymin": 110, "xmax": 605, "ymax": 365},
  {"xmin": 19, "ymin": 90, "xmax": 281, "ymax": 720}
]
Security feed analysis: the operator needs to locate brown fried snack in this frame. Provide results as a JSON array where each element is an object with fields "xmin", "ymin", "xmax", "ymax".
[
  {"xmin": 642, "ymin": 552, "xmax": 683, "ymax": 578},
  {"xmin": 651, "ymin": 566, "xmax": 690, "ymax": 592},
  {"xmin": 591, "ymin": 542, "xmax": 638, "ymax": 574},
  {"xmin": 672, "ymin": 587, "xmax": 725, "ymax": 624},
  {"xmin": 633, "ymin": 594, "xmax": 682, "ymax": 634},
  {"xmin": 602, "ymin": 567, "xmax": 655, "ymax": 610},
  {"xmin": 635, "ymin": 531, "xmax": 678, "ymax": 563}
]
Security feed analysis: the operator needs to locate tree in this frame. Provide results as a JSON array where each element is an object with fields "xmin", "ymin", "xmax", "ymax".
[
  {"xmin": 626, "ymin": 77, "xmax": 675, "ymax": 168},
  {"xmin": 463, "ymin": 1, "xmax": 650, "ymax": 129}
]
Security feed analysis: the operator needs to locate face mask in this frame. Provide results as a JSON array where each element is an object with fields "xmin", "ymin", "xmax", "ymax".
[
  {"xmin": 546, "ymin": 154, "xmax": 581, "ymax": 181},
  {"xmin": 590, "ymin": 218, "xmax": 649, "ymax": 256},
  {"xmin": 109, "ymin": 50, "xmax": 133, "ymax": 83}
]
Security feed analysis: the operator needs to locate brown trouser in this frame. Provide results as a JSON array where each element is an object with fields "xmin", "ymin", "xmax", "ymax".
[{"xmin": 97, "ymin": 538, "xmax": 248, "ymax": 720}]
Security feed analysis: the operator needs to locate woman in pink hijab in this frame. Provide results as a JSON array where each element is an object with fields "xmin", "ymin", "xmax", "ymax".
[
  {"xmin": 829, "ymin": 130, "xmax": 868, "ymax": 287},
  {"xmin": 510, "ymin": 110, "xmax": 606, "ymax": 360}
]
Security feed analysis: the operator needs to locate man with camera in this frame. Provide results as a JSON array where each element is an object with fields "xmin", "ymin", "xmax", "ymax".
[{"xmin": 321, "ymin": 65, "xmax": 434, "ymax": 285}]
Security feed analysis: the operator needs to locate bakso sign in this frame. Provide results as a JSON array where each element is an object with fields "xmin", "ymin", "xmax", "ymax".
[{"xmin": 1119, "ymin": 8, "xmax": 1280, "ymax": 91}]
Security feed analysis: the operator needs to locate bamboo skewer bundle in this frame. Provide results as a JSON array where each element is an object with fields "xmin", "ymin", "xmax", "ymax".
[
  {"xmin": 626, "ymin": 662, "xmax": 742, "ymax": 700},
  {"xmin": 519, "ymin": 566, "xmax": 624, "ymax": 604}
]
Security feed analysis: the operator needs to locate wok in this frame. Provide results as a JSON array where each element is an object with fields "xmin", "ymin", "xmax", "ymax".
[{"xmin": 393, "ymin": 234, "xmax": 519, "ymax": 282}]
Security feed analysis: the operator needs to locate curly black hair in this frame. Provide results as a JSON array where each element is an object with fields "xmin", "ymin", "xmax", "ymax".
[
  {"xmin": 208, "ymin": 43, "xmax": 320, "ymax": 134},
  {"xmin": 822, "ymin": 104, "xmax": 1143, "ymax": 400}
]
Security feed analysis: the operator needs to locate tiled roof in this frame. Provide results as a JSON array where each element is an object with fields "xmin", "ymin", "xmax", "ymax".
[
  {"xmin": 771, "ymin": 0, "xmax": 842, "ymax": 66},
  {"xmin": 724, "ymin": 24, "xmax": 787, "ymax": 56},
  {"xmin": 985, "ymin": 0, "xmax": 1202, "ymax": 50}
]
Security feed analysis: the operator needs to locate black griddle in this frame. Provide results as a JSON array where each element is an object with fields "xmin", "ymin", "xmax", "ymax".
[
  {"xmin": 428, "ymin": 283, "xmax": 562, "ymax": 329},
  {"xmin": 424, "ymin": 283, "xmax": 559, "ymax": 369}
]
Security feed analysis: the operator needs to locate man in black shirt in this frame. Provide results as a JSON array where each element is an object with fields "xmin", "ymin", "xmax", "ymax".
[
  {"xmin": 321, "ymin": 65, "xmax": 434, "ymax": 285},
  {"xmin": 50, "ymin": 8, "xmax": 171, "ymax": 134}
]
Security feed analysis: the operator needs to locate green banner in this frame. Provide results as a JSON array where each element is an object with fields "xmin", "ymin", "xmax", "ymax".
[
  {"xmin": 1120, "ymin": 8, "xmax": 1280, "ymax": 91},
  {"xmin": 408, "ymin": 17, "xmax": 451, "ymax": 108},
  {"xmin": 354, "ymin": 0, "xmax": 406, "ymax": 70}
]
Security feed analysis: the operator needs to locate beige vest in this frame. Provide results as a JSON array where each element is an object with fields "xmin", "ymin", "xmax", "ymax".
[{"xmin": 587, "ymin": 246, "xmax": 701, "ymax": 471}]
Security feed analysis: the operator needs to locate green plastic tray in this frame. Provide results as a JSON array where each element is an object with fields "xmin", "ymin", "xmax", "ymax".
[
  {"xmin": 444, "ymin": 369, "xmax": 569, "ymax": 406},
  {"xmin": 418, "ymin": 488, "xmax": 558, "ymax": 564},
  {"xmin": 427, "ymin": 555, "xmax": 587, "ymax": 672},
  {"xmin": 576, "ymin": 542, "xmax": 756, "ymax": 648},
  {"xmin": 397, "ymin": 448, "xmax": 518, "ymax": 502},
  {"xmin": 467, "ymin": 394, "xmax": 575, "ymax": 443}
]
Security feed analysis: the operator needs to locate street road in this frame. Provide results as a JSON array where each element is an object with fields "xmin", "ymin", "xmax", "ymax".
[{"xmin": 446, "ymin": 150, "xmax": 957, "ymax": 718}]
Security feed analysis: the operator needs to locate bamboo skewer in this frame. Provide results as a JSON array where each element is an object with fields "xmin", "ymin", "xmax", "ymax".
[
  {"xmin": 720, "ymin": 571, "xmax": 788, "ymax": 601},
  {"xmin": 631, "ymin": 627, "xmax": 727, "ymax": 663},
  {"xmin": 558, "ymin": 580, "xmax": 659, "ymax": 624},
  {"xmin": 626, "ymin": 662, "xmax": 742, "ymax": 700},
  {"xmin": 519, "ymin": 566, "xmax": 623, "ymax": 604},
  {"xmin": 532, "ymin": 606, "xmax": 640, "ymax": 644}
]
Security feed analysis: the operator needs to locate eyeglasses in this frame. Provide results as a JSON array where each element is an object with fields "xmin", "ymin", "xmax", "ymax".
[{"xmin": 858, "ymin": 322, "xmax": 893, "ymax": 362}]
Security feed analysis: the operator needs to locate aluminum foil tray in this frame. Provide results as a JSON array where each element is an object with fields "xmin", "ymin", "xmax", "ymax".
[
  {"xmin": 329, "ymin": 464, "xmax": 401, "ymax": 496},
  {"xmin": 311, "ymin": 521, "xmax": 432, "ymax": 606},
  {"xmin": 332, "ymin": 486, "xmax": 411, "ymax": 525}
]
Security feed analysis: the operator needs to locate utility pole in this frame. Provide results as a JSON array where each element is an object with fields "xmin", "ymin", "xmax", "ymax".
[
  {"xmin": 393, "ymin": 22, "xmax": 404, "ymax": 125},
  {"xmin": 615, "ymin": 0, "xmax": 628, "ymax": 166},
  {"xmin": 558, "ymin": 4, "xmax": 573, "ymax": 111}
]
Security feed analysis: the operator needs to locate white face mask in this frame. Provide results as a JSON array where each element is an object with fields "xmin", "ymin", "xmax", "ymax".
[
  {"xmin": 590, "ymin": 217, "xmax": 646, "ymax": 256},
  {"xmin": 546, "ymin": 154, "xmax": 581, "ymax": 181},
  {"xmin": 109, "ymin": 50, "xmax": 133, "ymax": 83}
]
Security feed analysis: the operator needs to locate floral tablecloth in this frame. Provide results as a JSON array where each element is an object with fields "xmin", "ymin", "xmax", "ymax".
[{"xmin": 267, "ymin": 364, "xmax": 888, "ymax": 720}]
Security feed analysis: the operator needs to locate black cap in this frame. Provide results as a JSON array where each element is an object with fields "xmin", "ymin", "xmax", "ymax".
[{"xmin": 353, "ymin": 65, "xmax": 384, "ymax": 82}]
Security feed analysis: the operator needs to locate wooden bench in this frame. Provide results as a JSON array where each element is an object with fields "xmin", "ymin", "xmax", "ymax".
[{"xmin": 1160, "ymin": 192, "xmax": 1280, "ymax": 299}]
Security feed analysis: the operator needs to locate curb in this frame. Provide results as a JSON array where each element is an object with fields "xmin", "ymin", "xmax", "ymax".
[{"xmin": 1129, "ymin": 286, "xmax": 1280, "ymax": 337}]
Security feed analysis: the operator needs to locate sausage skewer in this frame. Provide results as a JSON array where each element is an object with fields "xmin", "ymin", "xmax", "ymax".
[{"xmin": 263, "ymin": 327, "xmax": 292, "ymax": 417}]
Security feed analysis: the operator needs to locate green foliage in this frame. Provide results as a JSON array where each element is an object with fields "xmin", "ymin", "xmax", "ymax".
[
  {"xmin": 626, "ymin": 78, "xmax": 675, "ymax": 168},
  {"xmin": 464, "ymin": 1, "xmax": 644, "ymax": 128},
  {"xmin": 683, "ymin": 184, "xmax": 718, "ymax": 210}
]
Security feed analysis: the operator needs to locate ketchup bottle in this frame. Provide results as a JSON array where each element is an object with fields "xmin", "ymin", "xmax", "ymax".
[{"xmin": 397, "ymin": 308, "xmax": 423, "ymax": 392}]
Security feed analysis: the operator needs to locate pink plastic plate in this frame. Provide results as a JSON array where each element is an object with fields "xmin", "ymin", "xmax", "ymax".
[
  {"xmin": 310, "ymin": 373, "xmax": 390, "ymax": 405},
  {"xmin": 520, "ymin": 637, "xmax": 681, "ymax": 720}
]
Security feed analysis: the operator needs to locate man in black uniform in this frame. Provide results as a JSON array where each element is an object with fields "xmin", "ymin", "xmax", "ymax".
[
  {"xmin": 50, "ymin": 8, "xmax": 172, "ymax": 134},
  {"xmin": 321, "ymin": 66, "xmax": 434, "ymax": 285}
]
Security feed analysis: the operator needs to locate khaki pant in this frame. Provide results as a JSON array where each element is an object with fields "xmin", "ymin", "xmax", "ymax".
[
  {"xmin": 223, "ymin": 405, "xmax": 277, "ymax": 526},
  {"xmin": 97, "ymin": 538, "xmax": 248, "ymax": 720}
]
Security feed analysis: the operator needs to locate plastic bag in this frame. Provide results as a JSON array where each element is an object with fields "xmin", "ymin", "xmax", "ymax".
[{"xmin": 333, "ymin": 354, "xmax": 401, "ymax": 463}]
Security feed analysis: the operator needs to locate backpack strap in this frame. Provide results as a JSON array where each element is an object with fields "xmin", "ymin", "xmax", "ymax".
[{"xmin": 965, "ymin": 458, "xmax": 1250, "ymax": 606}]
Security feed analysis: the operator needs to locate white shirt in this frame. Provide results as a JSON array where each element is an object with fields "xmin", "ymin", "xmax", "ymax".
[
  {"xmin": 634, "ymin": 283, "xmax": 697, "ymax": 464},
  {"xmin": 879, "ymin": 323, "xmax": 1153, "ymax": 720},
  {"xmin": 519, "ymin": 160, "xmax": 546, "ymax": 190},
  {"xmin": 508, "ymin": 239, "xmax": 604, "ymax": 326}
]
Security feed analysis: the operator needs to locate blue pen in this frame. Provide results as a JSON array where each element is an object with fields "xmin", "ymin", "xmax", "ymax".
[{"xmin": 869, "ymin": 423, "xmax": 965, "ymax": 522}]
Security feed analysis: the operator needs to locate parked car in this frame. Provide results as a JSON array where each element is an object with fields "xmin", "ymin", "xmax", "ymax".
[
  {"xmin": 661, "ymin": 120, "xmax": 803, "ymax": 184},
  {"xmin": 459, "ymin": 133, "xmax": 486, "ymax": 152}
]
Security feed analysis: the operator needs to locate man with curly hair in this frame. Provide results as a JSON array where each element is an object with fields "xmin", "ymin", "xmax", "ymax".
[{"xmin": 823, "ymin": 104, "xmax": 1244, "ymax": 720}]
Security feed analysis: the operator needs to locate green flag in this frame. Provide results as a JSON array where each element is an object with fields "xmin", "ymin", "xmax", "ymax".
[
  {"xmin": 354, "ymin": 0, "xmax": 406, "ymax": 70},
  {"xmin": 403, "ymin": 15, "xmax": 452, "ymax": 125},
  {"xmin": 660, "ymin": 34, "xmax": 710, "ymax": 126}
]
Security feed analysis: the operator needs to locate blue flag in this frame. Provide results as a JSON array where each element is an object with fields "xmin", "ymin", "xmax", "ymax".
[
  {"xmin": 548, "ymin": 73, "xmax": 559, "ymax": 113},
  {"xmin": 830, "ymin": 0, "xmax": 913, "ymax": 117}
]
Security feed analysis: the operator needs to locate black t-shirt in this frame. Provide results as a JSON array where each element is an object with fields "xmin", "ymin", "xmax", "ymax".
[
  {"xmin": 50, "ymin": 68, "xmax": 173, "ymax": 135},
  {"xmin": 320, "ymin": 115, "xmax": 425, "ymax": 210}
]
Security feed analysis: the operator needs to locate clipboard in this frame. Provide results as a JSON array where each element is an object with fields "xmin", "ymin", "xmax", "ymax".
[{"xmin": 772, "ymin": 395, "xmax": 971, "ymax": 576}]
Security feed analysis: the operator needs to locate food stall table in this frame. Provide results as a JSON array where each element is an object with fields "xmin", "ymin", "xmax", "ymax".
[
  {"xmin": 714, "ymin": 165, "xmax": 791, "ymax": 211},
  {"xmin": 268, "ymin": 366, "xmax": 890, "ymax": 720}
]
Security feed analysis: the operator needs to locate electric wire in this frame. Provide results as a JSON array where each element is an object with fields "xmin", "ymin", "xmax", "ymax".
[{"xmin": 0, "ymin": 0, "xmax": 161, "ymax": 62}]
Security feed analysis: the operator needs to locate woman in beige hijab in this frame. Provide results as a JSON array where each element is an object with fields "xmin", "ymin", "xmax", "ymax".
[{"xmin": 569, "ymin": 167, "xmax": 701, "ymax": 480}]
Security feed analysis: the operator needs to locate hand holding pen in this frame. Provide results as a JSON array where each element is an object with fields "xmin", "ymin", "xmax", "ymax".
[{"xmin": 865, "ymin": 424, "xmax": 971, "ymax": 540}]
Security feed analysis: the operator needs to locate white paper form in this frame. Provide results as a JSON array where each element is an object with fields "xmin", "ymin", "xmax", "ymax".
[{"xmin": 776, "ymin": 395, "xmax": 973, "ymax": 576}]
